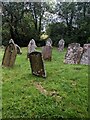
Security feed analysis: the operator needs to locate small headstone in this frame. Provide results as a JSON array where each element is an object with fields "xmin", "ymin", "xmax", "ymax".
[
  {"xmin": 46, "ymin": 38, "xmax": 52, "ymax": 47},
  {"xmin": 27, "ymin": 39, "xmax": 37, "ymax": 58},
  {"xmin": 15, "ymin": 44, "xmax": 22, "ymax": 55},
  {"xmin": 2, "ymin": 39, "xmax": 17, "ymax": 67},
  {"xmin": 29, "ymin": 51, "xmax": 46, "ymax": 78},
  {"xmin": 42, "ymin": 46, "xmax": 52, "ymax": 61},
  {"xmin": 80, "ymin": 44, "xmax": 90, "ymax": 65},
  {"xmin": 64, "ymin": 43, "xmax": 83, "ymax": 64},
  {"xmin": 58, "ymin": 39, "xmax": 65, "ymax": 51}
]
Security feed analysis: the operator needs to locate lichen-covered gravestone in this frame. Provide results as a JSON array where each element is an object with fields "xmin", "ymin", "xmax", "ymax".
[
  {"xmin": 27, "ymin": 39, "xmax": 37, "ymax": 58},
  {"xmin": 80, "ymin": 44, "xmax": 90, "ymax": 65},
  {"xmin": 29, "ymin": 51, "xmax": 46, "ymax": 78},
  {"xmin": 2, "ymin": 39, "xmax": 17, "ymax": 67},
  {"xmin": 64, "ymin": 43, "xmax": 83, "ymax": 64},
  {"xmin": 58, "ymin": 39, "xmax": 65, "ymax": 52},
  {"xmin": 42, "ymin": 38, "xmax": 52, "ymax": 61}
]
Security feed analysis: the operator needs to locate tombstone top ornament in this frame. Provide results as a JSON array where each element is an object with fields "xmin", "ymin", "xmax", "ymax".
[
  {"xmin": 2, "ymin": 39, "xmax": 17, "ymax": 67},
  {"xmin": 46, "ymin": 38, "xmax": 52, "ymax": 47},
  {"xmin": 28, "ymin": 39, "xmax": 37, "ymax": 54},
  {"xmin": 64, "ymin": 43, "xmax": 83, "ymax": 64},
  {"xmin": 29, "ymin": 51, "xmax": 46, "ymax": 78},
  {"xmin": 9, "ymin": 38, "xmax": 14, "ymax": 44}
]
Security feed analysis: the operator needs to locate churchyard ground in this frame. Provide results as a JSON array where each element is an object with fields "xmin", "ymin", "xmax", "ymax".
[{"xmin": 0, "ymin": 47, "xmax": 88, "ymax": 119}]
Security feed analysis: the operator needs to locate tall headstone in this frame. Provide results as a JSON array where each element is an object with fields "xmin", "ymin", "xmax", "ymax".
[
  {"xmin": 42, "ymin": 38, "xmax": 52, "ymax": 61},
  {"xmin": 27, "ymin": 39, "xmax": 37, "ymax": 58},
  {"xmin": 29, "ymin": 51, "xmax": 46, "ymax": 78},
  {"xmin": 64, "ymin": 43, "xmax": 83, "ymax": 64},
  {"xmin": 2, "ymin": 39, "xmax": 17, "ymax": 67},
  {"xmin": 80, "ymin": 44, "xmax": 90, "ymax": 65},
  {"xmin": 58, "ymin": 39, "xmax": 65, "ymax": 51}
]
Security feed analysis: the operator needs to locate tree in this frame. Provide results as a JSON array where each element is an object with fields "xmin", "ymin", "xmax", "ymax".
[{"xmin": 2, "ymin": 2, "xmax": 25, "ymax": 44}]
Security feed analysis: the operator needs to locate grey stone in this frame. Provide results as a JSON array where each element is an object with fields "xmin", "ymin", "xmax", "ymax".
[
  {"xmin": 80, "ymin": 44, "xmax": 90, "ymax": 65},
  {"xmin": 64, "ymin": 43, "xmax": 83, "ymax": 64},
  {"xmin": 58, "ymin": 39, "xmax": 65, "ymax": 52}
]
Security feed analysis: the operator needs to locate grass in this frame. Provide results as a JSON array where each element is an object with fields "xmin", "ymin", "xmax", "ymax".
[{"xmin": 0, "ymin": 47, "xmax": 88, "ymax": 119}]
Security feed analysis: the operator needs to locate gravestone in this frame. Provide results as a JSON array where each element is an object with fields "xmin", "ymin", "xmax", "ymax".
[
  {"xmin": 80, "ymin": 44, "xmax": 90, "ymax": 65},
  {"xmin": 2, "ymin": 39, "xmax": 17, "ymax": 67},
  {"xmin": 42, "ymin": 46, "xmax": 52, "ymax": 61},
  {"xmin": 15, "ymin": 44, "xmax": 22, "ymax": 55},
  {"xmin": 29, "ymin": 51, "xmax": 46, "ymax": 78},
  {"xmin": 27, "ymin": 39, "xmax": 37, "ymax": 58},
  {"xmin": 46, "ymin": 38, "xmax": 52, "ymax": 47},
  {"xmin": 42, "ymin": 38, "xmax": 52, "ymax": 61},
  {"xmin": 58, "ymin": 39, "xmax": 65, "ymax": 51},
  {"xmin": 64, "ymin": 43, "xmax": 83, "ymax": 64}
]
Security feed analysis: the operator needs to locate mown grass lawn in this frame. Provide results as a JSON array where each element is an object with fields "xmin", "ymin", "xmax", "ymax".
[{"xmin": 0, "ymin": 47, "xmax": 88, "ymax": 119}]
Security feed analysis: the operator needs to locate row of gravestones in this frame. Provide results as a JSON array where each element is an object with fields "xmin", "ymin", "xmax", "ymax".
[{"xmin": 2, "ymin": 38, "xmax": 90, "ymax": 78}]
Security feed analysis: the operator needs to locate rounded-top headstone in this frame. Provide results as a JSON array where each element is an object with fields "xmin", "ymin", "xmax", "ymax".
[
  {"xmin": 58, "ymin": 38, "xmax": 65, "ymax": 51},
  {"xmin": 46, "ymin": 38, "xmax": 52, "ymax": 47}
]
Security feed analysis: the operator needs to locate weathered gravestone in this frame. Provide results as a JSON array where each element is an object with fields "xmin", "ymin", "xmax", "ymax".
[
  {"xmin": 42, "ymin": 38, "xmax": 52, "ymax": 61},
  {"xmin": 46, "ymin": 38, "xmax": 52, "ymax": 47},
  {"xmin": 64, "ymin": 43, "xmax": 83, "ymax": 64},
  {"xmin": 2, "ymin": 39, "xmax": 17, "ymax": 67},
  {"xmin": 42, "ymin": 46, "xmax": 52, "ymax": 61},
  {"xmin": 80, "ymin": 44, "xmax": 90, "ymax": 65},
  {"xmin": 27, "ymin": 39, "xmax": 37, "ymax": 58},
  {"xmin": 58, "ymin": 39, "xmax": 65, "ymax": 52},
  {"xmin": 29, "ymin": 51, "xmax": 46, "ymax": 78},
  {"xmin": 15, "ymin": 44, "xmax": 22, "ymax": 55}
]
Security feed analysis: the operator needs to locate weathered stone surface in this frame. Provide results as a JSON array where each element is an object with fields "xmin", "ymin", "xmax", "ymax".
[
  {"xmin": 46, "ymin": 38, "xmax": 52, "ymax": 47},
  {"xmin": 2, "ymin": 40, "xmax": 17, "ymax": 67},
  {"xmin": 29, "ymin": 51, "xmax": 46, "ymax": 78},
  {"xmin": 42, "ymin": 46, "xmax": 52, "ymax": 61},
  {"xmin": 27, "ymin": 39, "xmax": 37, "ymax": 58},
  {"xmin": 28, "ymin": 39, "xmax": 37, "ymax": 53},
  {"xmin": 58, "ymin": 39, "xmax": 65, "ymax": 52},
  {"xmin": 15, "ymin": 44, "xmax": 22, "ymax": 55},
  {"xmin": 80, "ymin": 44, "xmax": 90, "ymax": 65},
  {"xmin": 64, "ymin": 43, "xmax": 83, "ymax": 64}
]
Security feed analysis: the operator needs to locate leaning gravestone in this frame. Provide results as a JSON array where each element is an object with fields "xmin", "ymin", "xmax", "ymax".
[
  {"xmin": 29, "ymin": 51, "xmax": 46, "ymax": 78},
  {"xmin": 42, "ymin": 38, "xmax": 52, "ymax": 61},
  {"xmin": 64, "ymin": 43, "xmax": 83, "ymax": 64},
  {"xmin": 80, "ymin": 44, "xmax": 90, "ymax": 65},
  {"xmin": 58, "ymin": 39, "xmax": 65, "ymax": 52},
  {"xmin": 2, "ymin": 39, "xmax": 17, "ymax": 67},
  {"xmin": 27, "ymin": 39, "xmax": 37, "ymax": 58}
]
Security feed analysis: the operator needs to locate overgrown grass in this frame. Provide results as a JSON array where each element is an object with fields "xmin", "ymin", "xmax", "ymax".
[{"xmin": 0, "ymin": 47, "xmax": 88, "ymax": 119}]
